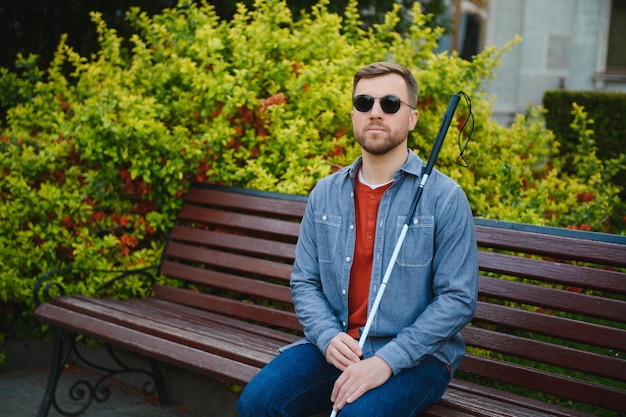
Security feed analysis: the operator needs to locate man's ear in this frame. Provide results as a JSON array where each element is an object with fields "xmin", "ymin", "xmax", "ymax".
[{"xmin": 409, "ymin": 109, "xmax": 419, "ymax": 131}]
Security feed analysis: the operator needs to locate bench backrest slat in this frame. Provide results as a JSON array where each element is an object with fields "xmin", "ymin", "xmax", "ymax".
[
  {"xmin": 479, "ymin": 251, "xmax": 626, "ymax": 294},
  {"xmin": 184, "ymin": 187, "xmax": 307, "ymax": 218},
  {"xmin": 478, "ymin": 275, "xmax": 626, "ymax": 322},
  {"xmin": 475, "ymin": 225, "xmax": 626, "ymax": 267},
  {"xmin": 160, "ymin": 261, "xmax": 293, "ymax": 304},
  {"xmin": 170, "ymin": 226, "xmax": 296, "ymax": 260},
  {"xmin": 178, "ymin": 206, "xmax": 302, "ymax": 239},
  {"xmin": 461, "ymin": 326, "xmax": 626, "ymax": 381},
  {"xmin": 474, "ymin": 301, "xmax": 626, "ymax": 351},
  {"xmin": 165, "ymin": 241, "xmax": 293, "ymax": 281}
]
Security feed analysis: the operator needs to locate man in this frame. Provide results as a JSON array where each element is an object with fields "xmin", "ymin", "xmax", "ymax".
[{"xmin": 237, "ymin": 62, "xmax": 478, "ymax": 417}]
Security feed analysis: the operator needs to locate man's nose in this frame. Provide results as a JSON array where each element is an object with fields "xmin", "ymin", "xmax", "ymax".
[{"xmin": 369, "ymin": 100, "xmax": 385, "ymax": 117}]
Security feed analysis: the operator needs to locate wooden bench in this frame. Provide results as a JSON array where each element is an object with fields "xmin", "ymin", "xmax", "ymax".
[{"xmin": 34, "ymin": 184, "xmax": 626, "ymax": 417}]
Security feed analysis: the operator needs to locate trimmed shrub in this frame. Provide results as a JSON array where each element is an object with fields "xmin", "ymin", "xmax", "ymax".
[
  {"xmin": 543, "ymin": 90, "xmax": 626, "ymax": 199},
  {"xmin": 543, "ymin": 90, "xmax": 626, "ymax": 160}
]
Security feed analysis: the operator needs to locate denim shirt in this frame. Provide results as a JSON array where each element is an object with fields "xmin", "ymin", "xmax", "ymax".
[{"xmin": 289, "ymin": 150, "xmax": 478, "ymax": 375}]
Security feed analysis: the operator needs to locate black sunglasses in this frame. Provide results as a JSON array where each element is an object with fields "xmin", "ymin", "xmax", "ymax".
[{"xmin": 353, "ymin": 94, "xmax": 415, "ymax": 114}]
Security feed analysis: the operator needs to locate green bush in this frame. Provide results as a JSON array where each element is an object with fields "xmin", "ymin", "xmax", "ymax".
[
  {"xmin": 543, "ymin": 89, "xmax": 626, "ymax": 199},
  {"xmin": 543, "ymin": 90, "xmax": 626, "ymax": 160},
  {"xmin": 0, "ymin": 0, "xmax": 624, "ymax": 344}
]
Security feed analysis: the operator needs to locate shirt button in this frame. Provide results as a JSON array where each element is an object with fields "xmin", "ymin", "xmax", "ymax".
[
  {"xmin": 349, "ymin": 224, "xmax": 354, "ymax": 230},
  {"xmin": 413, "ymin": 218, "xmax": 419, "ymax": 224},
  {"xmin": 345, "ymin": 257, "xmax": 351, "ymax": 262},
  {"xmin": 342, "ymin": 321, "xmax": 347, "ymax": 327},
  {"xmin": 342, "ymin": 289, "xmax": 347, "ymax": 295},
  {"xmin": 322, "ymin": 215, "xmax": 327, "ymax": 221}
]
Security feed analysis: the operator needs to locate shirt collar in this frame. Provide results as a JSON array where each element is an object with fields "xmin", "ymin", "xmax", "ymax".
[{"xmin": 347, "ymin": 149, "xmax": 425, "ymax": 180}]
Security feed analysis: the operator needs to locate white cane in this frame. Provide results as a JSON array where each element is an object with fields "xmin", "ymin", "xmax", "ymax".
[{"xmin": 329, "ymin": 92, "xmax": 464, "ymax": 417}]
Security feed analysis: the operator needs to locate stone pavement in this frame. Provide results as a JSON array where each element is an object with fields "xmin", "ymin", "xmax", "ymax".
[
  {"xmin": 0, "ymin": 340, "xmax": 234, "ymax": 417},
  {"xmin": 1, "ymin": 340, "xmax": 326, "ymax": 417},
  {"xmin": 0, "ymin": 365, "xmax": 201, "ymax": 417}
]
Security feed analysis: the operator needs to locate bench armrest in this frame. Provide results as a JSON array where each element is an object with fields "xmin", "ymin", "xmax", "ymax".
[{"xmin": 33, "ymin": 265, "xmax": 159, "ymax": 306}]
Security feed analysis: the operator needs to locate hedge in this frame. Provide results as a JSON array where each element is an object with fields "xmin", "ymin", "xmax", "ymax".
[{"xmin": 543, "ymin": 90, "xmax": 626, "ymax": 198}]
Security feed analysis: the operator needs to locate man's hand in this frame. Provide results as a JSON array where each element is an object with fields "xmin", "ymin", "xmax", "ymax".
[
  {"xmin": 330, "ymin": 355, "xmax": 393, "ymax": 411},
  {"xmin": 325, "ymin": 333, "xmax": 362, "ymax": 371}
]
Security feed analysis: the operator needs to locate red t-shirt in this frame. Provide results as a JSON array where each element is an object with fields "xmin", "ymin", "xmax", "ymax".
[{"xmin": 347, "ymin": 177, "xmax": 393, "ymax": 338}]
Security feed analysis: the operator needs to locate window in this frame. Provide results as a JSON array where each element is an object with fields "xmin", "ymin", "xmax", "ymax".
[{"xmin": 606, "ymin": 0, "xmax": 626, "ymax": 72}]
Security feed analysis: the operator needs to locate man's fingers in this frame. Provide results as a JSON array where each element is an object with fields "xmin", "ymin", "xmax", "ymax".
[
  {"xmin": 331, "ymin": 368, "xmax": 365, "ymax": 410},
  {"xmin": 330, "ymin": 371, "xmax": 349, "ymax": 405},
  {"xmin": 326, "ymin": 333, "xmax": 362, "ymax": 370},
  {"xmin": 330, "ymin": 356, "xmax": 393, "ymax": 410},
  {"xmin": 337, "ymin": 338, "xmax": 360, "ymax": 361},
  {"xmin": 330, "ymin": 344, "xmax": 357, "ymax": 369}
]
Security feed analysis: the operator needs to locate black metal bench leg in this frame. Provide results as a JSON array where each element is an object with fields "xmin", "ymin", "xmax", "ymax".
[
  {"xmin": 148, "ymin": 358, "xmax": 170, "ymax": 405},
  {"xmin": 37, "ymin": 327, "xmax": 74, "ymax": 417},
  {"xmin": 37, "ymin": 329, "xmax": 168, "ymax": 416}
]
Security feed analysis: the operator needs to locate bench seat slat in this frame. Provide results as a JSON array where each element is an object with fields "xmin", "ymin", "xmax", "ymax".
[
  {"xmin": 51, "ymin": 296, "xmax": 278, "ymax": 368},
  {"xmin": 443, "ymin": 381, "xmax": 594, "ymax": 417},
  {"xmin": 436, "ymin": 391, "xmax": 562, "ymax": 417},
  {"xmin": 34, "ymin": 303, "xmax": 260, "ymax": 385},
  {"xmin": 458, "ymin": 354, "xmax": 626, "ymax": 412},
  {"xmin": 421, "ymin": 402, "xmax": 477, "ymax": 417},
  {"xmin": 160, "ymin": 261, "xmax": 293, "ymax": 303},
  {"xmin": 69, "ymin": 295, "xmax": 298, "ymax": 351},
  {"xmin": 134, "ymin": 298, "xmax": 294, "ymax": 349},
  {"xmin": 135, "ymin": 298, "xmax": 300, "ymax": 344}
]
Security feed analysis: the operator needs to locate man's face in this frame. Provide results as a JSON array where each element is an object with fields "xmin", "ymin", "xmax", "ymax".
[{"xmin": 351, "ymin": 73, "xmax": 419, "ymax": 156}]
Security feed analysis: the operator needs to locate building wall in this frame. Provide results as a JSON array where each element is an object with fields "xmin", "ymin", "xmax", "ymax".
[{"xmin": 483, "ymin": 0, "xmax": 624, "ymax": 125}]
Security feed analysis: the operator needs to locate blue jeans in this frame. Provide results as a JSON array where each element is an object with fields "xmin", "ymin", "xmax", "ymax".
[{"xmin": 237, "ymin": 343, "xmax": 451, "ymax": 417}]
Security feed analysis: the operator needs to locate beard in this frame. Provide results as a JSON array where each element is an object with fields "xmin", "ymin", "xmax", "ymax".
[{"xmin": 355, "ymin": 124, "xmax": 408, "ymax": 155}]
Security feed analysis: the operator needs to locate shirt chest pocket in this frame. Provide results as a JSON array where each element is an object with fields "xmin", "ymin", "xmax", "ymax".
[
  {"xmin": 396, "ymin": 215, "xmax": 434, "ymax": 267},
  {"xmin": 314, "ymin": 211, "xmax": 342, "ymax": 263}
]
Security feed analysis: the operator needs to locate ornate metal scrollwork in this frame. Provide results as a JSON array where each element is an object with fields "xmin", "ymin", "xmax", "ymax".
[
  {"xmin": 35, "ymin": 265, "xmax": 162, "ymax": 416},
  {"xmin": 41, "ymin": 330, "xmax": 166, "ymax": 417}
]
